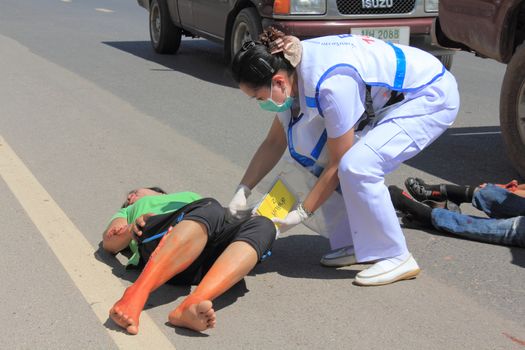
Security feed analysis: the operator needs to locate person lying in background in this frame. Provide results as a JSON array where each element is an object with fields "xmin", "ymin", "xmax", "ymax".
[{"xmin": 389, "ymin": 178, "xmax": 525, "ymax": 248}]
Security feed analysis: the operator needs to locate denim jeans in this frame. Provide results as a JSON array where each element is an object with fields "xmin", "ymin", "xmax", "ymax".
[{"xmin": 431, "ymin": 184, "xmax": 525, "ymax": 247}]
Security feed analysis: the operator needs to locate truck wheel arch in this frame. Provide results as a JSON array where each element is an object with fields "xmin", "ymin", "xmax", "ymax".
[{"xmin": 224, "ymin": 1, "xmax": 262, "ymax": 63}]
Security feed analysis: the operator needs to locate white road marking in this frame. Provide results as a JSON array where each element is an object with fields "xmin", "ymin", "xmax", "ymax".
[
  {"xmin": 61, "ymin": 0, "xmax": 72, "ymax": 3},
  {"xmin": 450, "ymin": 131, "xmax": 501, "ymax": 136},
  {"xmin": 0, "ymin": 136, "xmax": 175, "ymax": 350},
  {"xmin": 95, "ymin": 8, "xmax": 114, "ymax": 13}
]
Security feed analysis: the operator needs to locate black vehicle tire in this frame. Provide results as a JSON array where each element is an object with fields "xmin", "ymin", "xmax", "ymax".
[
  {"xmin": 437, "ymin": 54, "xmax": 454, "ymax": 70},
  {"xmin": 229, "ymin": 8, "xmax": 262, "ymax": 62},
  {"xmin": 149, "ymin": 0, "xmax": 182, "ymax": 54},
  {"xmin": 500, "ymin": 43, "xmax": 525, "ymax": 178}
]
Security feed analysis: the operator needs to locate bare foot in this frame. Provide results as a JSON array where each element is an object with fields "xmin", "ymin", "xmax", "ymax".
[
  {"xmin": 168, "ymin": 300, "xmax": 216, "ymax": 332},
  {"xmin": 109, "ymin": 287, "xmax": 148, "ymax": 335}
]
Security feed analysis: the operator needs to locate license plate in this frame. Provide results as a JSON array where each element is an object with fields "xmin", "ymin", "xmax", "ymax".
[{"xmin": 351, "ymin": 26, "xmax": 410, "ymax": 45}]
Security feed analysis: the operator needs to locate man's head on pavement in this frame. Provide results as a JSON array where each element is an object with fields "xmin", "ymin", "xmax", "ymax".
[{"xmin": 122, "ymin": 187, "xmax": 167, "ymax": 208}]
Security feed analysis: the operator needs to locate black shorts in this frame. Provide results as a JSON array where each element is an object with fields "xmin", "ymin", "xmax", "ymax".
[{"xmin": 136, "ymin": 198, "xmax": 276, "ymax": 285}]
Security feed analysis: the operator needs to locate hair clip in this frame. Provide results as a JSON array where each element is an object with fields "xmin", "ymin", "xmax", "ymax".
[
  {"xmin": 241, "ymin": 40, "xmax": 256, "ymax": 52},
  {"xmin": 249, "ymin": 57, "xmax": 275, "ymax": 79}
]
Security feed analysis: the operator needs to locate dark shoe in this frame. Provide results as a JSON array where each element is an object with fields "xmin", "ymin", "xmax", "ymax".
[
  {"xmin": 388, "ymin": 186, "xmax": 433, "ymax": 227},
  {"xmin": 389, "ymin": 185, "xmax": 416, "ymax": 212},
  {"xmin": 401, "ymin": 213, "xmax": 434, "ymax": 229},
  {"xmin": 404, "ymin": 177, "xmax": 446, "ymax": 202}
]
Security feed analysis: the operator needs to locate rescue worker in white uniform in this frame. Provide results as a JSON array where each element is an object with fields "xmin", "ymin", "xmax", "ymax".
[{"xmin": 229, "ymin": 28, "xmax": 460, "ymax": 286}]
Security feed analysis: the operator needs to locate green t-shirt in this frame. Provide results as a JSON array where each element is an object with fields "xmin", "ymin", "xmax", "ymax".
[
  {"xmin": 111, "ymin": 191, "xmax": 202, "ymax": 224},
  {"xmin": 111, "ymin": 191, "xmax": 202, "ymax": 267}
]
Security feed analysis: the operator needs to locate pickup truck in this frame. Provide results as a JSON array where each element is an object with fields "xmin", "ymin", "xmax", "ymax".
[
  {"xmin": 433, "ymin": 0, "xmax": 525, "ymax": 177},
  {"xmin": 137, "ymin": 0, "xmax": 454, "ymax": 67}
]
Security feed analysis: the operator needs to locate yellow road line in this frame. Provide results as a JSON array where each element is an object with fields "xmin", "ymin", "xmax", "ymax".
[{"xmin": 0, "ymin": 136, "xmax": 175, "ymax": 350}]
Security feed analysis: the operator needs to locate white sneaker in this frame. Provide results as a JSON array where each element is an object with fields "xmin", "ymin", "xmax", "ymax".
[
  {"xmin": 354, "ymin": 254, "xmax": 420, "ymax": 286},
  {"xmin": 320, "ymin": 246, "xmax": 356, "ymax": 267}
]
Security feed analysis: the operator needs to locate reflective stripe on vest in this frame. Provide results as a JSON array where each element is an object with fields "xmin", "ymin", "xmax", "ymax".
[{"xmin": 288, "ymin": 113, "xmax": 327, "ymax": 177}]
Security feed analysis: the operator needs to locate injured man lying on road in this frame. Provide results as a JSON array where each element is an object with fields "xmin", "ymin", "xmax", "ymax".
[{"xmin": 102, "ymin": 187, "xmax": 275, "ymax": 335}]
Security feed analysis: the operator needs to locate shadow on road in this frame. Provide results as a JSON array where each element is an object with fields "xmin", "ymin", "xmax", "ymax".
[
  {"xmin": 404, "ymin": 125, "xmax": 523, "ymax": 185},
  {"xmin": 103, "ymin": 39, "xmax": 236, "ymax": 88},
  {"xmin": 509, "ymin": 247, "xmax": 525, "ymax": 268},
  {"xmin": 252, "ymin": 234, "xmax": 359, "ymax": 280}
]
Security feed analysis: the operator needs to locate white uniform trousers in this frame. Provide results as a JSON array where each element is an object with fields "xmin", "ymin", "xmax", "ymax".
[
  {"xmin": 326, "ymin": 202, "xmax": 354, "ymax": 250},
  {"xmin": 337, "ymin": 72, "xmax": 459, "ymax": 262}
]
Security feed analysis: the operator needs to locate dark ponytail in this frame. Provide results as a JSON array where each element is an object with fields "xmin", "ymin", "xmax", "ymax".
[{"xmin": 231, "ymin": 27, "xmax": 295, "ymax": 89}]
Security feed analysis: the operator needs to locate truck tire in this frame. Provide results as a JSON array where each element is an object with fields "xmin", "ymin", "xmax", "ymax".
[
  {"xmin": 230, "ymin": 8, "xmax": 262, "ymax": 61},
  {"xmin": 437, "ymin": 54, "xmax": 454, "ymax": 70},
  {"xmin": 500, "ymin": 43, "xmax": 525, "ymax": 178},
  {"xmin": 149, "ymin": 0, "xmax": 182, "ymax": 54}
]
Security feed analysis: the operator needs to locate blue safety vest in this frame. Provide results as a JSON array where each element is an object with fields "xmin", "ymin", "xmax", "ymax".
[{"xmin": 287, "ymin": 113, "xmax": 327, "ymax": 177}]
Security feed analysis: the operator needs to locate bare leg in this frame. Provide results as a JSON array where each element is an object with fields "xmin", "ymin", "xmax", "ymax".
[
  {"xmin": 168, "ymin": 241, "xmax": 258, "ymax": 331},
  {"xmin": 109, "ymin": 220, "xmax": 208, "ymax": 335}
]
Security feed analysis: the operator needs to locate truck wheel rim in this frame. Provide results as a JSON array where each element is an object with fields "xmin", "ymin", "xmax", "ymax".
[
  {"xmin": 233, "ymin": 23, "xmax": 252, "ymax": 55},
  {"xmin": 518, "ymin": 79, "xmax": 525, "ymax": 145},
  {"xmin": 150, "ymin": 3, "xmax": 161, "ymax": 45}
]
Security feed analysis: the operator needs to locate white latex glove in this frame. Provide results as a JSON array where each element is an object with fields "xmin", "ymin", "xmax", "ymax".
[
  {"xmin": 271, "ymin": 207, "xmax": 309, "ymax": 233},
  {"xmin": 228, "ymin": 184, "xmax": 252, "ymax": 215}
]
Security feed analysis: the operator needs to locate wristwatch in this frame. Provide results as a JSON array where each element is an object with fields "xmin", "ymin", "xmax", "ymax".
[{"xmin": 297, "ymin": 202, "xmax": 314, "ymax": 218}]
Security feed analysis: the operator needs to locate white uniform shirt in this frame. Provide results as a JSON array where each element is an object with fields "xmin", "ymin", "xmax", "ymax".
[{"xmin": 296, "ymin": 35, "xmax": 447, "ymax": 144}]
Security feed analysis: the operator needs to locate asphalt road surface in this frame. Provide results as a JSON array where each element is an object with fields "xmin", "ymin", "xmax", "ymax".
[{"xmin": 1, "ymin": 1, "xmax": 524, "ymax": 349}]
